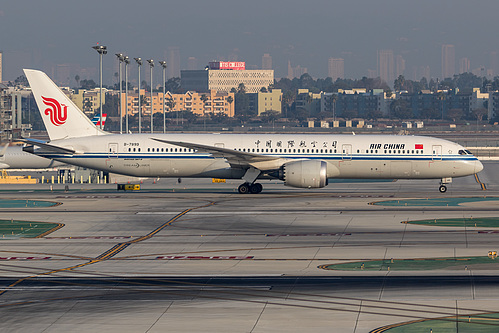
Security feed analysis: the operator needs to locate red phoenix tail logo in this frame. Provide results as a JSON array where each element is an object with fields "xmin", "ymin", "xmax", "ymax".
[{"xmin": 42, "ymin": 96, "xmax": 68, "ymax": 126}]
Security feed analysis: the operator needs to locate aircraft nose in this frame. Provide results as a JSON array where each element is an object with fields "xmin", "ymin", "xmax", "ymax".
[{"xmin": 474, "ymin": 159, "xmax": 484, "ymax": 174}]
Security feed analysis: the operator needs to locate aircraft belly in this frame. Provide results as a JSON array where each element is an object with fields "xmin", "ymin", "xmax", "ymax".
[
  {"xmin": 390, "ymin": 161, "xmax": 412, "ymax": 178},
  {"xmin": 335, "ymin": 160, "xmax": 389, "ymax": 178}
]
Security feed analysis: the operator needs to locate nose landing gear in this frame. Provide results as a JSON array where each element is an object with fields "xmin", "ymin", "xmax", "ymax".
[{"xmin": 439, "ymin": 177, "xmax": 452, "ymax": 193}]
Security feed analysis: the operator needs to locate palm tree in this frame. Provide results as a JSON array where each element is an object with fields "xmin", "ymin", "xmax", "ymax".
[
  {"xmin": 200, "ymin": 94, "xmax": 209, "ymax": 130},
  {"xmin": 74, "ymin": 75, "xmax": 80, "ymax": 88},
  {"xmin": 226, "ymin": 95, "xmax": 234, "ymax": 117}
]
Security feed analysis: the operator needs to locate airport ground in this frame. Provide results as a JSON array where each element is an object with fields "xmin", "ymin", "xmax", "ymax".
[{"xmin": 0, "ymin": 162, "xmax": 498, "ymax": 332}]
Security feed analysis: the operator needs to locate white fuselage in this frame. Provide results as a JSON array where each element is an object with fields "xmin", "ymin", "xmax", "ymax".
[
  {"xmin": 0, "ymin": 145, "xmax": 65, "ymax": 169},
  {"xmin": 31, "ymin": 133, "xmax": 482, "ymax": 181}
]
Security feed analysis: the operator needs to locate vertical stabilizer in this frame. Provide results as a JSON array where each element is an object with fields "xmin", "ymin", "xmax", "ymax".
[{"xmin": 24, "ymin": 69, "xmax": 107, "ymax": 140}]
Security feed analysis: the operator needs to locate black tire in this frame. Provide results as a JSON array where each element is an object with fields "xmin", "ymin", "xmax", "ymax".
[
  {"xmin": 439, "ymin": 185, "xmax": 447, "ymax": 193},
  {"xmin": 238, "ymin": 183, "xmax": 250, "ymax": 194},
  {"xmin": 250, "ymin": 183, "xmax": 263, "ymax": 194}
]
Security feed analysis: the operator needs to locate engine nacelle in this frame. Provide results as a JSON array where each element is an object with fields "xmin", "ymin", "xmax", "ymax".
[{"xmin": 281, "ymin": 160, "xmax": 328, "ymax": 188}]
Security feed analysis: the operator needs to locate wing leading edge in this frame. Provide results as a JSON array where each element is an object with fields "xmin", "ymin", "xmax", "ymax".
[{"xmin": 152, "ymin": 138, "xmax": 288, "ymax": 170}]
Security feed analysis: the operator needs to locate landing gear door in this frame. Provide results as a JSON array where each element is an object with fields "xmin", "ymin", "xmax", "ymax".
[
  {"xmin": 342, "ymin": 144, "xmax": 352, "ymax": 160},
  {"xmin": 108, "ymin": 143, "xmax": 118, "ymax": 158},
  {"xmin": 432, "ymin": 145, "xmax": 442, "ymax": 161}
]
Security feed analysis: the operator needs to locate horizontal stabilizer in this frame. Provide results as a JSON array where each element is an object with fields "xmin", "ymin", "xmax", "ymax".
[{"xmin": 20, "ymin": 138, "xmax": 75, "ymax": 155}]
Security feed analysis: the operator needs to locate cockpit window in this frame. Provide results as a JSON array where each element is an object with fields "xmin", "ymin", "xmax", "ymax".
[{"xmin": 458, "ymin": 149, "xmax": 473, "ymax": 155}]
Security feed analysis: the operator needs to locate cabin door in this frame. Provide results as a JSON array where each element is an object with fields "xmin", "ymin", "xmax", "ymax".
[
  {"xmin": 432, "ymin": 145, "xmax": 442, "ymax": 161},
  {"xmin": 108, "ymin": 143, "xmax": 119, "ymax": 158},
  {"xmin": 342, "ymin": 144, "xmax": 352, "ymax": 160}
]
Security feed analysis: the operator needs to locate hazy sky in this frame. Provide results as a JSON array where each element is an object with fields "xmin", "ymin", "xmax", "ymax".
[{"xmin": 1, "ymin": 0, "xmax": 499, "ymax": 83}]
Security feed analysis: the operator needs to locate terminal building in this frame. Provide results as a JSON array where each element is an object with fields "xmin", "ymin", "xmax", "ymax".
[{"xmin": 181, "ymin": 61, "xmax": 274, "ymax": 93}]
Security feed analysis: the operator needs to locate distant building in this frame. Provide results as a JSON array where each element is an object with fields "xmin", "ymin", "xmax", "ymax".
[
  {"xmin": 70, "ymin": 88, "xmax": 107, "ymax": 116},
  {"xmin": 262, "ymin": 53, "xmax": 272, "ymax": 70},
  {"xmin": 395, "ymin": 55, "xmax": 405, "ymax": 78},
  {"xmin": 55, "ymin": 64, "xmax": 71, "ymax": 86},
  {"xmin": 441, "ymin": 44, "xmax": 455, "ymax": 79},
  {"xmin": 490, "ymin": 51, "xmax": 498, "ymax": 77},
  {"xmin": 459, "ymin": 57, "xmax": 471, "ymax": 74},
  {"xmin": 378, "ymin": 49, "xmax": 394, "ymax": 85},
  {"xmin": 187, "ymin": 57, "xmax": 197, "ymax": 70},
  {"xmin": 0, "ymin": 52, "xmax": 2, "ymax": 83},
  {"xmin": 328, "ymin": 58, "xmax": 344, "ymax": 81},
  {"xmin": 181, "ymin": 62, "xmax": 274, "ymax": 93},
  {"xmin": 334, "ymin": 89, "xmax": 389, "ymax": 117},
  {"xmin": 287, "ymin": 61, "xmax": 307, "ymax": 79},
  {"xmin": 248, "ymin": 89, "xmax": 282, "ymax": 115},
  {"xmin": 120, "ymin": 89, "xmax": 234, "ymax": 117},
  {"xmin": 295, "ymin": 89, "xmax": 321, "ymax": 115},
  {"xmin": 166, "ymin": 46, "xmax": 180, "ymax": 79}
]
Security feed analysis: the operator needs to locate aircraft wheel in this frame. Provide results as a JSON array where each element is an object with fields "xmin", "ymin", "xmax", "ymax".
[
  {"xmin": 439, "ymin": 185, "xmax": 447, "ymax": 193},
  {"xmin": 238, "ymin": 183, "xmax": 250, "ymax": 194},
  {"xmin": 250, "ymin": 183, "xmax": 263, "ymax": 194}
]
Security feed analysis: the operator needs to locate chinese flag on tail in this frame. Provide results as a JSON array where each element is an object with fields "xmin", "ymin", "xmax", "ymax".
[{"xmin": 415, "ymin": 144, "xmax": 423, "ymax": 149}]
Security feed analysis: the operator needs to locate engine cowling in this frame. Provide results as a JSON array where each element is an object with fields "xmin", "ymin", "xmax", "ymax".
[{"xmin": 281, "ymin": 160, "xmax": 328, "ymax": 188}]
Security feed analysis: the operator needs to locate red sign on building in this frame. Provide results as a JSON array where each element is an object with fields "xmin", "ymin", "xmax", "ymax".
[{"xmin": 209, "ymin": 61, "xmax": 246, "ymax": 70}]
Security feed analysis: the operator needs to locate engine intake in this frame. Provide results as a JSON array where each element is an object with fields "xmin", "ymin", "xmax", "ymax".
[{"xmin": 282, "ymin": 160, "xmax": 328, "ymax": 188}]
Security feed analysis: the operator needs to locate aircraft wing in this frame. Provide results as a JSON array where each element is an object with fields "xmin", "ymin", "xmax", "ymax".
[
  {"xmin": 20, "ymin": 138, "xmax": 75, "ymax": 155},
  {"xmin": 152, "ymin": 138, "xmax": 282, "ymax": 168}
]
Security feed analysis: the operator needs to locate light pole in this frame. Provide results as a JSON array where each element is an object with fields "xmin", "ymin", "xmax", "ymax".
[
  {"xmin": 124, "ymin": 56, "xmax": 130, "ymax": 133},
  {"xmin": 147, "ymin": 59, "xmax": 154, "ymax": 133},
  {"xmin": 115, "ymin": 53, "xmax": 125, "ymax": 133},
  {"xmin": 134, "ymin": 57, "xmax": 142, "ymax": 133},
  {"xmin": 92, "ymin": 44, "xmax": 107, "ymax": 130},
  {"xmin": 159, "ymin": 61, "xmax": 167, "ymax": 133}
]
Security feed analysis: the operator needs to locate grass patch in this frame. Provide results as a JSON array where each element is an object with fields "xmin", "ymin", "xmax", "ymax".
[
  {"xmin": 372, "ymin": 197, "xmax": 499, "ymax": 207},
  {"xmin": 373, "ymin": 313, "xmax": 499, "ymax": 332},
  {"xmin": 0, "ymin": 199, "xmax": 59, "ymax": 208},
  {"xmin": 405, "ymin": 217, "xmax": 499, "ymax": 228},
  {"xmin": 320, "ymin": 256, "xmax": 499, "ymax": 271},
  {"xmin": 0, "ymin": 220, "xmax": 64, "ymax": 238}
]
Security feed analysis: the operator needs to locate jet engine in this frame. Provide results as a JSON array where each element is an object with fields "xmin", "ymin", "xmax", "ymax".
[{"xmin": 281, "ymin": 160, "xmax": 328, "ymax": 188}]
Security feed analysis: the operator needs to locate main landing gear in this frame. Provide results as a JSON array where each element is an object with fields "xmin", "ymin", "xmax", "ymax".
[
  {"xmin": 238, "ymin": 182, "xmax": 263, "ymax": 194},
  {"xmin": 439, "ymin": 185, "xmax": 447, "ymax": 193},
  {"xmin": 238, "ymin": 167, "xmax": 263, "ymax": 194}
]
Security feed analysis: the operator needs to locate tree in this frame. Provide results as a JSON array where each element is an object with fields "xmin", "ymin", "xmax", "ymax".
[
  {"xmin": 447, "ymin": 108, "xmax": 464, "ymax": 122},
  {"xmin": 260, "ymin": 110, "xmax": 280, "ymax": 123},
  {"xmin": 166, "ymin": 97, "xmax": 176, "ymax": 111},
  {"xmin": 237, "ymin": 83, "xmax": 246, "ymax": 93},
  {"xmin": 420, "ymin": 108, "xmax": 440, "ymax": 120},
  {"xmin": 394, "ymin": 75, "xmax": 405, "ymax": 91},
  {"xmin": 342, "ymin": 109, "xmax": 358, "ymax": 120},
  {"xmin": 80, "ymin": 79, "xmax": 96, "ymax": 89},
  {"xmin": 74, "ymin": 75, "xmax": 80, "ymax": 88},
  {"xmin": 14, "ymin": 75, "xmax": 28, "ymax": 86},
  {"xmin": 165, "ymin": 77, "xmax": 181, "ymax": 93},
  {"xmin": 226, "ymin": 95, "xmax": 233, "ymax": 115},
  {"xmin": 390, "ymin": 99, "xmax": 412, "ymax": 119},
  {"xmin": 472, "ymin": 108, "xmax": 488, "ymax": 121}
]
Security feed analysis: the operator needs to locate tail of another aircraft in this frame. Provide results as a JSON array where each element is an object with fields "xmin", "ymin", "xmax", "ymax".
[
  {"xmin": 24, "ymin": 69, "xmax": 107, "ymax": 140},
  {"xmin": 91, "ymin": 113, "xmax": 107, "ymax": 127}
]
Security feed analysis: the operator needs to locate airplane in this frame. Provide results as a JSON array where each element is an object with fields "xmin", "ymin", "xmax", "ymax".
[
  {"xmin": 91, "ymin": 113, "xmax": 107, "ymax": 127},
  {"xmin": 0, "ymin": 143, "xmax": 65, "ymax": 169},
  {"xmin": 22, "ymin": 68, "xmax": 483, "ymax": 194}
]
